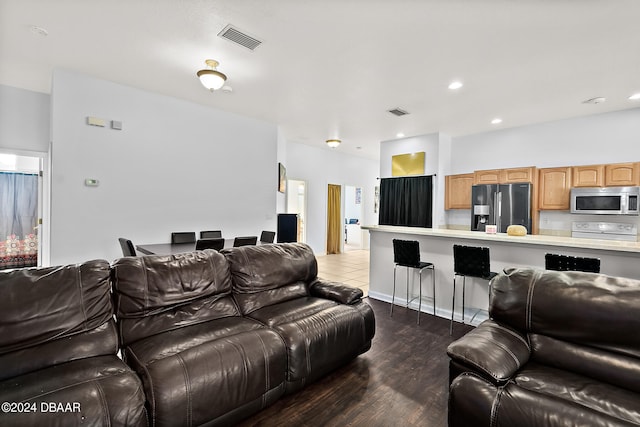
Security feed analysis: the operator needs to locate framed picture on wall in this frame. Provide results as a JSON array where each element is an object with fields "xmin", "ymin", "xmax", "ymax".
[{"xmin": 278, "ymin": 162, "xmax": 287, "ymax": 193}]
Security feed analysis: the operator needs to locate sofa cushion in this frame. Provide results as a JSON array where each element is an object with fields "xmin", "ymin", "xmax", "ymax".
[
  {"xmin": 249, "ymin": 297, "xmax": 371, "ymax": 390},
  {"xmin": 530, "ymin": 333, "xmax": 640, "ymax": 394},
  {"xmin": 124, "ymin": 324, "xmax": 286, "ymax": 427},
  {"xmin": 112, "ymin": 250, "xmax": 240, "ymax": 345},
  {"xmin": 223, "ymin": 243, "xmax": 317, "ymax": 314},
  {"xmin": 513, "ymin": 362, "xmax": 640, "ymax": 425},
  {"xmin": 0, "ymin": 355, "xmax": 147, "ymax": 427},
  {"xmin": 449, "ymin": 372, "xmax": 638, "ymax": 427},
  {"xmin": 0, "ymin": 260, "xmax": 116, "ymax": 380},
  {"xmin": 490, "ymin": 267, "xmax": 640, "ymax": 359}
]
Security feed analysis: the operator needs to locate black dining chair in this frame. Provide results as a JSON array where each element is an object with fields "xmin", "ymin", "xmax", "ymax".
[
  {"xmin": 545, "ymin": 253, "xmax": 601, "ymax": 273},
  {"xmin": 259, "ymin": 231, "xmax": 276, "ymax": 244},
  {"xmin": 118, "ymin": 238, "xmax": 137, "ymax": 257},
  {"xmin": 171, "ymin": 232, "xmax": 196, "ymax": 244},
  {"xmin": 451, "ymin": 244, "xmax": 498, "ymax": 335},
  {"xmin": 390, "ymin": 239, "xmax": 435, "ymax": 325},
  {"xmin": 200, "ymin": 230, "xmax": 222, "ymax": 239},
  {"xmin": 233, "ymin": 236, "xmax": 258, "ymax": 247},
  {"xmin": 195, "ymin": 238, "xmax": 225, "ymax": 251}
]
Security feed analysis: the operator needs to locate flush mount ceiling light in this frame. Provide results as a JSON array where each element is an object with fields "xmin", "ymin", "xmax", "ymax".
[
  {"xmin": 448, "ymin": 81, "xmax": 463, "ymax": 90},
  {"xmin": 629, "ymin": 93, "xmax": 640, "ymax": 101},
  {"xmin": 197, "ymin": 59, "xmax": 227, "ymax": 91},
  {"xmin": 491, "ymin": 118, "xmax": 503, "ymax": 125},
  {"xmin": 326, "ymin": 139, "xmax": 341, "ymax": 148}
]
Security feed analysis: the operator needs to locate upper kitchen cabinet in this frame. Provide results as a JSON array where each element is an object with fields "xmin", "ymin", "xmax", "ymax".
[
  {"xmin": 474, "ymin": 167, "xmax": 536, "ymax": 184},
  {"xmin": 474, "ymin": 169, "xmax": 501, "ymax": 184},
  {"xmin": 445, "ymin": 173, "xmax": 474, "ymax": 209},
  {"xmin": 572, "ymin": 164, "xmax": 604, "ymax": 187},
  {"xmin": 538, "ymin": 167, "xmax": 572, "ymax": 210},
  {"xmin": 604, "ymin": 162, "xmax": 640, "ymax": 186},
  {"xmin": 501, "ymin": 166, "xmax": 537, "ymax": 183}
]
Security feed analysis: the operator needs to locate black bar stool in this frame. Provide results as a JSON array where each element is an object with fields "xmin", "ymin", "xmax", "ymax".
[
  {"xmin": 390, "ymin": 239, "xmax": 436, "ymax": 325},
  {"xmin": 545, "ymin": 253, "xmax": 600, "ymax": 273},
  {"xmin": 451, "ymin": 244, "xmax": 497, "ymax": 334}
]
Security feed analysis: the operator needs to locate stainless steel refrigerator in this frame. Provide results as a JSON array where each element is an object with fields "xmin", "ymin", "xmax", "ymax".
[{"xmin": 470, "ymin": 183, "xmax": 532, "ymax": 233}]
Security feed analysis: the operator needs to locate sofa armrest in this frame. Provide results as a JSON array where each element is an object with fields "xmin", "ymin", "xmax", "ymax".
[
  {"xmin": 309, "ymin": 279, "xmax": 363, "ymax": 305},
  {"xmin": 447, "ymin": 319, "xmax": 530, "ymax": 385}
]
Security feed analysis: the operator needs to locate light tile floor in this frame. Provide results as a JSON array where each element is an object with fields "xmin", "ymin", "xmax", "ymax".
[{"xmin": 316, "ymin": 249, "xmax": 369, "ymax": 296}]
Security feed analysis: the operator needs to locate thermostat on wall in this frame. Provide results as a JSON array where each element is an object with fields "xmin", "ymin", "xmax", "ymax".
[{"xmin": 84, "ymin": 178, "xmax": 99, "ymax": 187}]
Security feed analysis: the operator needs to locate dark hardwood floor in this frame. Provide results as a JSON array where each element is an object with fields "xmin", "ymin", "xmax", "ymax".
[{"xmin": 238, "ymin": 298, "xmax": 474, "ymax": 427}]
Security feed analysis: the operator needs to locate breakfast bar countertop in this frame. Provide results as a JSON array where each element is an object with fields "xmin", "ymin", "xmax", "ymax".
[{"xmin": 361, "ymin": 225, "xmax": 640, "ymax": 255}]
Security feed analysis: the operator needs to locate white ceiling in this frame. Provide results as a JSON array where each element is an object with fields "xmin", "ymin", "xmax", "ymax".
[{"xmin": 2, "ymin": 0, "xmax": 640, "ymax": 160}]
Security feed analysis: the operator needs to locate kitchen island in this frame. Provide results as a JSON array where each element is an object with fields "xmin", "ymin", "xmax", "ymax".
[{"xmin": 362, "ymin": 225, "xmax": 640, "ymax": 326}]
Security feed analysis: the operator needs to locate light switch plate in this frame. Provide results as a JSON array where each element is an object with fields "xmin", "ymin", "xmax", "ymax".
[{"xmin": 111, "ymin": 120, "xmax": 122, "ymax": 130}]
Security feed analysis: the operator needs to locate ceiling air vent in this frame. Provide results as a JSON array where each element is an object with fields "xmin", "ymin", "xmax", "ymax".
[
  {"xmin": 218, "ymin": 25, "xmax": 262, "ymax": 51},
  {"xmin": 388, "ymin": 108, "xmax": 409, "ymax": 117}
]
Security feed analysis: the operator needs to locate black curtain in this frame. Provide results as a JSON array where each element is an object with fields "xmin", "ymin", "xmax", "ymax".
[{"xmin": 379, "ymin": 175, "xmax": 433, "ymax": 228}]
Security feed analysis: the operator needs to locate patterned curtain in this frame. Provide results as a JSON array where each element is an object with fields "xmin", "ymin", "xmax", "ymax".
[{"xmin": 0, "ymin": 172, "xmax": 38, "ymax": 270}]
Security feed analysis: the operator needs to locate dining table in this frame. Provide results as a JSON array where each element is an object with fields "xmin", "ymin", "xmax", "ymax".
[{"xmin": 136, "ymin": 239, "xmax": 262, "ymax": 256}]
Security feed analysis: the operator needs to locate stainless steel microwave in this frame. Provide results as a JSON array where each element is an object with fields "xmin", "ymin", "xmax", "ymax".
[{"xmin": 570, "ymin": 186, "xmax": 640, "ymax": 215}]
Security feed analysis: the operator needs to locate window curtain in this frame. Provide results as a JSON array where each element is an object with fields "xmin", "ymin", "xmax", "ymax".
[
  {"xmin": 0, "ymin": 172, "xmax": 38, "ymax": 270},
  {"xmin": 379, "ymin": 175, "xmax": 433, "ymax": 228},
  {"xmin": 326, "ymin": 184, "xmax": 342, "ymax": 254}
]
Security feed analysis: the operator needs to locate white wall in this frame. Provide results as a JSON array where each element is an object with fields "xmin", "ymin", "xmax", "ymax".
[
  {"xmin": 285, "ymin": 142, "xmax": 379, "ymax": 255},
  {"xmin": 451, "ymin": 107, "xmax": 640, "ymax": 173},
  {"xmin": 0, "ymin": 84, "xmax": 50, "ymax": 153},
  {"xmin": 50, "ymin": 70, "xmax": 278, "ymax": 265}
]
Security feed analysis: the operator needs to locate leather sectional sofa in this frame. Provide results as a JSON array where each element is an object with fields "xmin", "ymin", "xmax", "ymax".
[
  {"xmin": 447, "ymin": 267, "xmax": 640, "ymax": 427},
  {"xmin": 0, "ymin": 243, "xmax": 374, "ymax": 426}
]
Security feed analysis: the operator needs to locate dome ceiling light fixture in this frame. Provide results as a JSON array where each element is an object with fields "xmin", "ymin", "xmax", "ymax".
[
  {"xmin": 326, "ymin": 139, "xmax": 341, "ymax": 148},
  {"xmin": 197, "ymin": 59, "xmax": 227, "ymax": 91}
]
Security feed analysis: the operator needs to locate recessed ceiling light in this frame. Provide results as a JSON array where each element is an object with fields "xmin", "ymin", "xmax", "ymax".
[
  {"xmin": 629, "ymin": 93, "xmax": 640, "ymax": 101},
  {"xmin": 29, "ymin": 25, "xmax": 48, "ymax": 37},
  {"xmin": 396, "ymin": 133, "xmax": 405, "ymax": 138},
  {"xmin": 582, "ymin": 97, "xmax": 606, "ymax": 104},
  {"xmin": 448, "ymin": 81, "xmax": 463, "ymax": 90},
  {"xmin": 491, "ymin": 118, "xmax": 503, "ymax": 125}
]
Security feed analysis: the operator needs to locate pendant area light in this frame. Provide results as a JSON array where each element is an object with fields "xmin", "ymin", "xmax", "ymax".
[
  {"xmin": 326, "ymin": 139, "xmax": 341, "ymax": 148},
  {"xmin": 197, "ymin": 59, "xmax": 227, "ymax": 91}
]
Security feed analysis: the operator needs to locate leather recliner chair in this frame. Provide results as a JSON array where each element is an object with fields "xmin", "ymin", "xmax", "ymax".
[
  {"xmin": 447, "ymin": 267, "xmax": 640, "ymax": 426},
  {"xmin": 0, "ymin": 260, "xmax": 148, "ymax": 427}
]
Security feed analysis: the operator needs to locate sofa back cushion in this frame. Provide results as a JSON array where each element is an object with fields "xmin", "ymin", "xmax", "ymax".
[
  {"xmin": 223, "ymin": 243, "xmax": 318, "ymax": 315},
  {"xmin": 491, "ymin": 267, "xmax": 640, "ymax": 359},
  {"xmin": 112, "ymin": 249, "xmax": 239, "ymax": 345},
  {"xmin": 0, "ymin": 260, "xmax": 117, "ymax": 380}
]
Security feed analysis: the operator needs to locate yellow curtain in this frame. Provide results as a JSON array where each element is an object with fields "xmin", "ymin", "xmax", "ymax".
[{"xmin": 326, "ymin": 184, "xmax": 341, "ymax": 254}]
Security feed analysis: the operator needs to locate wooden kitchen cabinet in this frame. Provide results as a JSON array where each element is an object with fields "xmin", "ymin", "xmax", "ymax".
[
  {"xmin": 604, "ymin": 162, "xmax": 640, "ymax": 186},
  {"xmin": 501, "ymin": 166, "xmax": 536, "ymax": 183},
  {"xmin": 474, "ymin": 167, "xmax": 536, "ymax": 184},
  {"xmin": 538, "ymin": 167, "xmax": 572, "ymax": 210},
  {"xmin": 445, "ymin": 173, "xmax": 474, "ymax": 209},
  {"xmin": 572, "ymin": 164, "xmax": 604, "ymax": 187},
  {"xmin": 473, "ymin": 169, "xmax": 501, "ymax": 184}
]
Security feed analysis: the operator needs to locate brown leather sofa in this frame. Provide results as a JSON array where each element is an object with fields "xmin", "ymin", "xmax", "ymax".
[
  {"xmin": 112, "ymin": 242, "xmax": 375, "ymax": 426},
  {"xmin": 0, "ymin": 260, "xmax": 148, "ymax": 427},
  {"xmin": 447, "ymin": 267, "xmax": 640, "ymax": 427}
]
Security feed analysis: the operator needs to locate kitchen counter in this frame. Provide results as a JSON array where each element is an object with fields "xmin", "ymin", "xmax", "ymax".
[
  {"xmin": 361, "ymin": 225, "xmax": 640, "ymax": 254},
  {"xmin": 362, "ymin": 225, "xmax": 640, "ymax": 328}
]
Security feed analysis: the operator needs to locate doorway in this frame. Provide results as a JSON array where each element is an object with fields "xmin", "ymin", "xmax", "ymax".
[
  {"xmin": 286, "ymin": 179, "xmax": 307, "ymax": 243},
  {"xmin": 344, "ymin": 185, "xmax": 364, "ymax": 252},
  {"xmin": 0, "ymin": 152, "xmax": 43, "ymax": 269}
]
